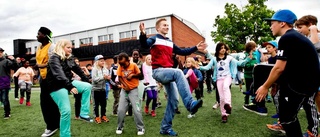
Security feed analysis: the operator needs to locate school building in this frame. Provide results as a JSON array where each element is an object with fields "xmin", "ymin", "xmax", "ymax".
[{"xmin": 13, "ymin": 14, "xmax": 205, "ymax": 67}]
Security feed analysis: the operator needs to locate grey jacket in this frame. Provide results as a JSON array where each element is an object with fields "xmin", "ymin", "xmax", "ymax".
[{"xmin": 91, "ymin": 67, "xmax": 109, "ymax": 91}]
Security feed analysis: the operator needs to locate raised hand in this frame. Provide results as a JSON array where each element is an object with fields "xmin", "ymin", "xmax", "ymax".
[
  {"xmin": 139, "ymin": 22, "xmax": 146, "ymax": 34},
  {"xmin": 196, "ymin": 41, "xmax": 207, "ymax": 50}
]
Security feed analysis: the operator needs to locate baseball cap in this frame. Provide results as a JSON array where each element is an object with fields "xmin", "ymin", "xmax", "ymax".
[
  {"xmin": 262, "ymin": 40, "xmax": 278, "ymax": 49},
  {"xmin": 264, "ymin": 9, "xmax": 297, "ymax": 24},
  {"xmin": 0, "ymin": 47, "xmax": 4, "ymax": 52},
  {"xmin": 94, "ymin": 55, "xmax": 104, "ymax": 61}
]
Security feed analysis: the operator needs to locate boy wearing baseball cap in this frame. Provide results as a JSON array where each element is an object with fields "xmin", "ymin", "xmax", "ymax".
[{"xmin": 256, "ymin": 9, "xmax": 320, "ymax": 137}]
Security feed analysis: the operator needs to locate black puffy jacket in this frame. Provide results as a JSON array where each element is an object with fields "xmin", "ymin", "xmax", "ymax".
[{"xmin": 46, "ymin": 53, "xmax": 89, "ymax": 93}]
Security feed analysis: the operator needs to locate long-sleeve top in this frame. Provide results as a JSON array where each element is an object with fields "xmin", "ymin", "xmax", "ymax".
[
  {"xmin": 46, "ymin": 54, "xmax": 89, "ymax": 92},
  {"xmin": 200, "ymin": 53, "xmax": 240, "ymax": 82},
  {"xmin": 91, "ymin": 66, "xmax": 109, "ymax": 91},
  {"xmin": 139, "ymin": 33, "xmax": 198, "ymax": 69},
  {"xmin": 142, "ymin": 62, "xmax": 157, "ymax": 87},
  {"xmin": 183, "ymin": 68, "xmax": 203, "ymax": 82},
  {"xmin": 0, "ymin": 57, "xmax": 16, "ymax": 89}
]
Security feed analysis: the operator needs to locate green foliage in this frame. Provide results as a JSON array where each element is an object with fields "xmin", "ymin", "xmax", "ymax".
[{"xmin": 211, "ymin": 0, "xmax": 275, "ymax": 52}]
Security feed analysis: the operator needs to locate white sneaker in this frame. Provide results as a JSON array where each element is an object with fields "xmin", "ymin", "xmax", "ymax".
[
  {"xmin": 137, "ymin": 129, "xmax": 145, "ymax": 135},
  {"xmin": 15, "ymin": 98, "xmax": 19, "ymax": 101},
  {"xmin": 41, "ymin": 128, "xmax": 58, "ymax": 137},
  {"xmin": 187, "ymin": 114, "xmax": 195, "ymax": 118},
  {"xmin": 116, "ymin": 127, "xmax": 123, "ymax": 135},
  {"xmin": 212, "ymin": 102, "xmax": 220, "ymax": 109}
]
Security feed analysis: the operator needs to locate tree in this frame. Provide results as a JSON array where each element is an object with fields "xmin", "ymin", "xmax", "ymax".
[{"xmin": 211, "ymin": 0, "xmax": 275, "ymax": 51}]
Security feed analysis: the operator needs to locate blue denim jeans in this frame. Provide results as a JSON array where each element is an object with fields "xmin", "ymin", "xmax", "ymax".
[
  {"xmin": 152, "ymin": 68, "xmax": 194, "ymax": 131},
  {"xmin": 0, "ymin": 88, "xmax": 10, "ymax": 115}
]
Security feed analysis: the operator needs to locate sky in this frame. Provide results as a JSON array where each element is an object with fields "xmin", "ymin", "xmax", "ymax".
[{"xmin": 1, "ymin": 0, "xmax": 320, "ymax": 55}]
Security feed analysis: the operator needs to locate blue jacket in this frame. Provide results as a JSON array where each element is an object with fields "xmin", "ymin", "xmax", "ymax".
[
  {"xmin": 200, "ymin": 53, "xmax": 241, "ymax": 82},
  {"xmin": 183, "ymin": 68, "xmax": 203, "ymax": 82}
]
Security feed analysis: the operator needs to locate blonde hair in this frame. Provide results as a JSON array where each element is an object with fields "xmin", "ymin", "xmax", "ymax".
[
  {"xmin": 145, "ymin": 54, "xmax": 151, "ymax": 62},
  {"xmin": 54, "ymin": 39, "xmax": 72, "ymax": 60},
  {"xmin": 186, "ymin": 57, "xmax": 197, "ymax": 68},
  {"xmin": 156, "ymin": 18, "xmax": 167, "ymax": 29},
  {"xmin": 93, "ymin": 59, "xmax": 107, "ymax": 70}
]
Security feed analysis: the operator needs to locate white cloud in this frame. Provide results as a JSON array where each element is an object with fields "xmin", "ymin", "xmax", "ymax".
[{"xmin": 0, "ymin": 0, "xmax": 319, "ymax": 55}]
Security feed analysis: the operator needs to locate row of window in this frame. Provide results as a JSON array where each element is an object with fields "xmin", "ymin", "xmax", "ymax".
[{"xmin": 71, "ymin": 27, "xmax": 156, "ymax": 45}]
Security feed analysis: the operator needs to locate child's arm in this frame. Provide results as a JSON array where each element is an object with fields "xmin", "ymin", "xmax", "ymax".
[{"xmin": 13, "ymin": 68, "xmax": 21, "ymax": 77}]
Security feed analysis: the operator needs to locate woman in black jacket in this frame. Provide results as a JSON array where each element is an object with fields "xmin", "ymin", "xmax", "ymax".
[{"xmin": 46, "ymin": 39, "xmax": 92, "ymax": 137}]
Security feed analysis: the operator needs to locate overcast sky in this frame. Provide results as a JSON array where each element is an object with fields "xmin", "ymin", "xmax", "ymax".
[{"xmin": 1, "ymin": 0, "xmax": 319, "ymax": 55}]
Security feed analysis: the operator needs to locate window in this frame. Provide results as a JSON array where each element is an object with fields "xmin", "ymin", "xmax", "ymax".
[
  {"xmin": 79, "ymin": 37, "xmax": 93, "ymax": 44},
  {"xmin": 119, "ymin": 30, "xmax": 137, "ymax": 39},
  {"xmin": 146, "ymin": 27, "xmax": 156, "ymax": 35},
  {"xmin": 109, "ymin": 34, "xmax": 113, "ymax": 40},
  {"xmin": 99, "ymin": 34, "xmax": 113, "ymax": 41},
  {"xmin": 71, "ymin": 40, "xmax": 75, "ymax": 46},
  {"xmin": 119, "ymin": 32, "xmax": 126, "ymax": 39}
]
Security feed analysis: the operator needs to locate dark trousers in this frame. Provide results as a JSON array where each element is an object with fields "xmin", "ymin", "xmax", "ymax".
[
  {"xmin": 14, "ymin": 76, "xmax": 19, "ymax": 98},
  {"xmin": 213, "ymin": 82, "xmax": 220, "ymax": 103},
  {"xmin": 40, "ymin": 78, "xmax": 60, "ymax": 130},
  {"xmin": 112, "ymin": 88, "xmax": 120, "ymax": 114},
  {"xmin": 0, "ymin": 88, "xmax": 10, "ymax": 115},
  {"xmin": 74, "ymin": 93, "xmax": 82, "ymax": 117},
  {"xmin": 244, "ymin": 78, "xmax": 253, "ymax": 105},
  {"xmin": 279, "ymin": 85, "xmax": 318, "ymax": 137},
  {"xmin": 20, "ymin": 89, "xmax": 31, "ymax": 102},
  {"xmin": 206, "ymin": 78, "xmax": 212, "ymax": 91},
  {"xmin": 198, "ymin": 80, "xmax": 204, "ymax": 97},
  {"xmin": 93, "ymin": 90, "xmax": 107, "ymax": 117}
]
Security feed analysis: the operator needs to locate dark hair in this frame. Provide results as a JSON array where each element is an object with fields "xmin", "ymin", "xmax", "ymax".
[
  {"xmin": 113, "ymin": 55, "xmax": 118, "ymax": 63},
  {"xmin": 295, "ymin": 15, "xmax": 318, "ymax": 27},
  {"xmin": 214, "ymin": 42, "xmax": 228, "ymax": 61},
  {"xmin": 118, "ymin": 52, "xmax": 130, "ymax": 61},
  {"xmin": 86, "ymin": 63, "xmax": 92, "ymax": 67},
  {"xmin": 245, "ymin": 41, "xmax": 257, "ymax": 53},
  {"xmin": 132, "ymin": 49, "xmax": 142, "ymax": 58}
]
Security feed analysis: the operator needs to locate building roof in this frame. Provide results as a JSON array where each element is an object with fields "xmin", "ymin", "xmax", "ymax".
[{"xmin": 53, "ymin": 14, "xmax": 203, "ymax": 37}]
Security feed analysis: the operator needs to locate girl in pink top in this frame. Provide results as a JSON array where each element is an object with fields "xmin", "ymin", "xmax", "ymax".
[
  {"xmin": 142, "ymin": 55, "xmax": 158, "ymax": 117},
  {"xmin": 13, "ymin": 59, "xmax": 35, "ymax": 106}
]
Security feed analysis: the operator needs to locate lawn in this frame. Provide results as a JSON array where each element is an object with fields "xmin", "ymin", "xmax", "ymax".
[{"xmin": 0, "ymin": 85, "xmax": 311, "ymax": 137}]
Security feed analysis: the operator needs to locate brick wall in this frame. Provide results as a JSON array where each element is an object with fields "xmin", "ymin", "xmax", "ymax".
[{"xmin": 171, "ymin": 16, "xmax": 205, "ymax": 63}]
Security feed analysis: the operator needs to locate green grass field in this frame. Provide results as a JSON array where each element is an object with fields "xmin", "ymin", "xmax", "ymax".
[{"xmin": 0, "ymin": 86, "xmax": 311, "ymax": 137}]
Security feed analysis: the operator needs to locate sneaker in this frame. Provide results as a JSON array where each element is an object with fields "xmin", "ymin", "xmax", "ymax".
[
  {"xmin": 80, "ymin": 116, "xmax": 93, "ymax": 122},
  {"xmin": 101, "ymin": 116, "xmax": 109, "ymax": 122},
  {"xmin": 242, "ymin": 90, "xmax": 251, "ymax": 95},
  {"xmin": 151, "ymin": 110, "xmax": 156, "ymax": 117},
  {"xmin": 187, "ymin": 114, "xmax": 195, "ymax": 118},
  {"xmin": 266, "ymin": 123, "xmax": 285, "ymax": 134},
  {"xmin": 160, "ymin": 129, "xmax": 178, "ymax": 136},
  {"xmin": 156, "ymin": 102, "xmax": 162, "ymax": 108},
  {"xmin": 26, "ymin": 102, "xmax": 31, "ymax": 106},
  {"xmin": 41, "ymin": 128, "xmax": 58, "ymax": 137},
  {"xmin": 19, "ymin": 97, "xmax": 24, "ymax": 104},
  {"xmin": 243, "ymin": 105, "xmax": 268, "ymax": 116},
  {"xmin": 137, "ymin": 129, "xmax": 145, "ymax": 135},
  {"xmin": 224, "ymin": 104, "xmax": 232, "ymax": 114},
  {"xmin": 4, "ymin": 114, "xmax": 10, "ymax": 119},
  {"xmin": 303, "ymin": 130, "xmax": 315, "ymax": 137},
  {"xmin": 116, "ymin": 127, "xmax": 123, "ymax": 135},
  {"xmin": 271, "ymin": 113, "xmax": 279, "ymax": 119},
  {"xmin": 15, "ymin": 98, "xmax": 19, "ymax": 101},
  {"xmin": 190, "ymin": 99, "xmax": 203, "ymax": 115},
  {"xmin": 175, "ymin": 109, "xmax": 181, "ymax": 114},
  {"xmin": 212, "ymin": 102, "xmax": 220, "ymax": 109},
  {"xmin": 221, "ymin": 115, "xmax": 228, "ymax": 123},
  {"xmin": 144, "ymin": 106, "xmax": 149, "ymax": 114},
  {"xmin": 95, "ymin": 117, "xmax": 101, "ymax": 124},
  {"xmin": 112, "ymin": 113, "xmax": 118, "ymax": 117},
  {"xmin": 240, "ymin": 89, "xmax": 243, "ymax": 92}
]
